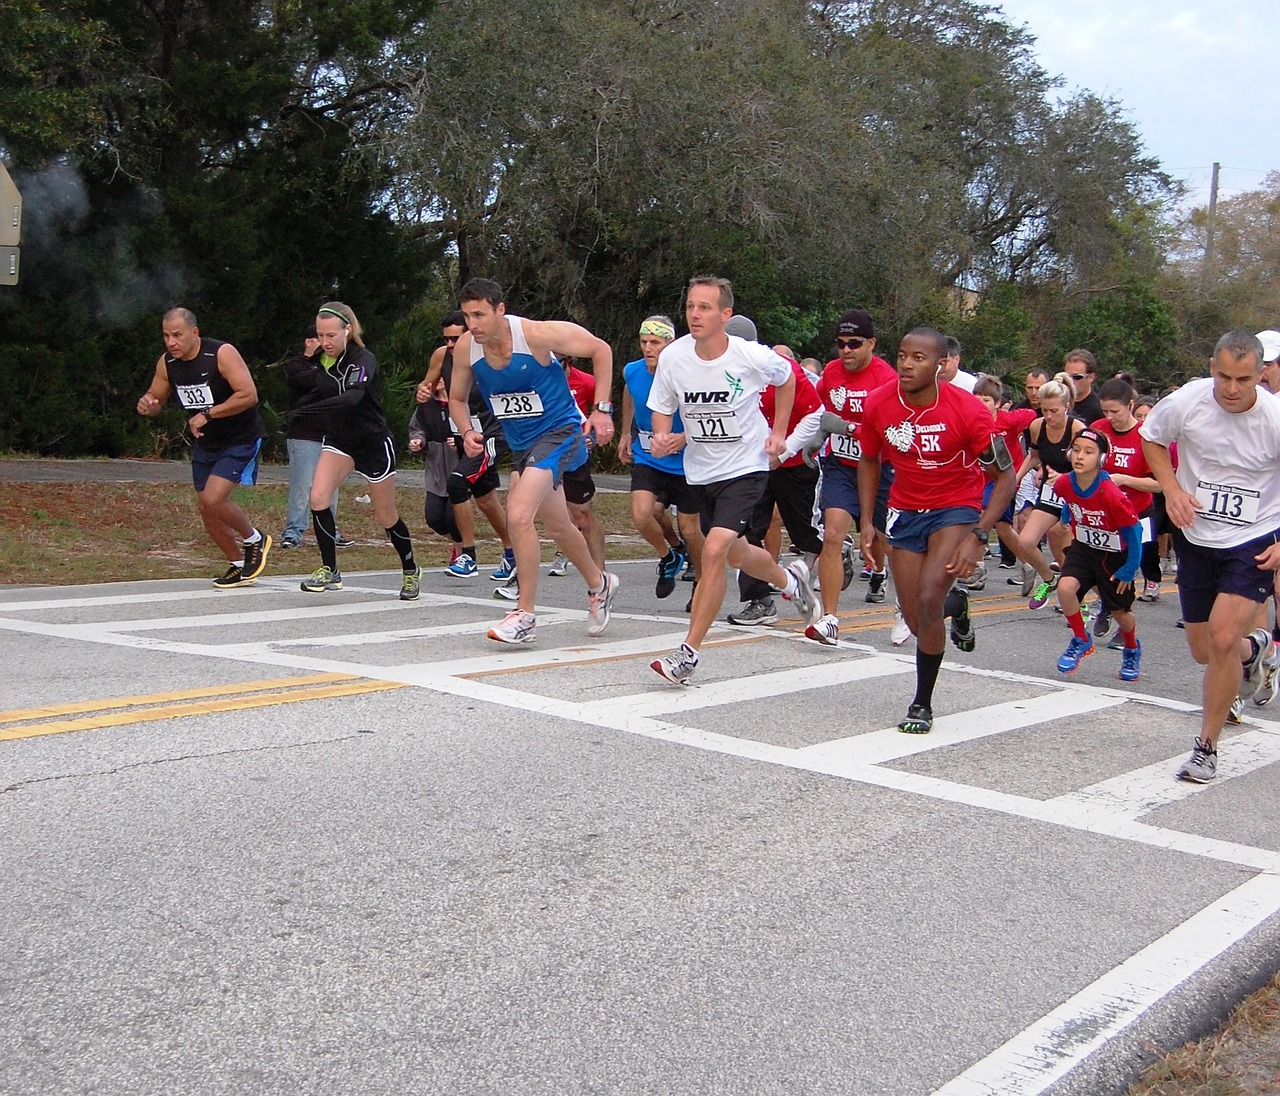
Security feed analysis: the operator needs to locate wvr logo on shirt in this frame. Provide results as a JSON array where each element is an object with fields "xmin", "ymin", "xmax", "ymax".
[{"xmin": 683, "ymin": 391, "xmax": 731, "ymax": 403}]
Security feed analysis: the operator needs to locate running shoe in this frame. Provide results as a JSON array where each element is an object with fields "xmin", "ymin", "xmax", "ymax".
[
  {"xmin": 1240, "ymin": 628, "xmax": 1271, "ymax": 700},
  {"xmin": 1056, "ymin": 634, "xmax": 1095, "ymax": 674},
  {"xmin": 586, "ymin": 572, "xmax": 619, "ymax": 637},
  {"xmin": 1138, "ymin": 580, "xmax": 1161, "ymax": 603},
  {"xmin": 897, "ymin": 703, "xmax": 933, "ymax": 735},
  {"xmin": 727, "ymin": 598, "xmax": 777, "ymax": 626},
  {"xmin": 1118, "ymin": 639, "xmax": 1142, "ymax": 681},
  {"xmin": 959, "ymin": 563, "xmax": 986, "ymax": 592},
  {"xmin": 1091, "ymin": 608, "xmax": 1113, "ymax": 640},
  {"xmin": 1028, "ymin": 574, "xmax": 1058, "ymax": 610},
  {"xmin": 1176, "ymin": 737, "xmax": 1217, "ymax": 783},
  {"xmin": 859, "ymin": 564, "xmax": 874, "ymax": 582},
  {"xmin": 841, "ymin": 535, "xmax": 857, "ymax": 591},
  {"xmin": 891, "ymin": 603, "xmax": 912, "ymax": 647},
  {"xmin": 1020, "ymin": 564, "xmax": 1037, "ymax": 597},
  {"xmin": 399, "ymin": 566, "xmax": 422, "ymax": 601},
  {"xmin": 947, "ymin": 587, "xmax": 976, "ymax": 652},
  {"xmin": 488, "ymin": 609, "xmax": 537, "ymax": 644},
  {"xmin": 213, "ymin": 564, "xmax": 247, "ymax": 589},
  {"xmin": 300, "ymin": 566, "xmax": 343, "ymax": 592},
  {"xmin": 1226, "ymin": 697, "xmax": 1244, "ymax": 725},
  {"xmin": 493, "ymin": 573, "xmax": 520, "ymax": 601},
  {"xmin": 280, "ymin": 537, "xmax": 301, "ymax": 550},
  {"xmin": 548, "ymin": 553, "xmax": 570, "ymax": 577},
  {"xmin": 334, "ymin": 534, "xmax": 355, "ymax": 549},
  {"xmin": 784, "ymin": 559, "xmax": 821, "ymax": 626},
  {"xmin": 684, "ymin": 580, "xmax": 697, "ymax": 614},
  {"xmin": 1255, "ymin": 642, "xmax": 1280, "ymax": 706},
  {"xmin": 1107, "ymin": 631, "xmax": 1125, "ymax": 651},
  {"xmin": 682, "ymin": 563, "xmax": 697, "ymax": 582},
  {"xmin": 998, "ymin": 559, "xmax": 1018, "ymax": 569},
  {"xmin": 491, "ymin": 554, "xmax": 516, "ymax": 581},
  {"xmin": 866, "ymin": 570, "xmax": 888, "ymax": 604},
  {"xmin": 448, "ymin": 553, "xmax": 478, "ymax": 578},
  {"xmin": 806, "ymin": 613, "xmax": 840, "ymax": 646},
  {"xmin": 651, "ymin": 643, "xmax": 699, "ymax": 685},
  {"xmin": 242, "ymin": 533, "xmax": 271, "ymax": 582},
  {"xmin": 655, "ymin": 546, "xmax": 686, "ymax": 599}
]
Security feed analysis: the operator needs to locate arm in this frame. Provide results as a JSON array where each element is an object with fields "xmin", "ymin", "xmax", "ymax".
[
  {"xmin": 528, "ymin": 319, "xmax": 615, "ymax": 445},
  {"xmin": 781, "ymin": 406, "xmax": 824, "ymax": 464},
  {"xmin": 1142, "ymin": 438, "xmax": 1198, "ymax": 528},
  {"xmin": 137, "ymin": 356, "xmax": 171, "ymax": 417},
  {"xmin": 619, "ymin": 386, "xmax": 635, "ymax": 464},
  {"xmin": 1108, "ymin": 472, "xmax": 1161, "ymax": 494},
  {"xmin": 856, "ymin": 450, "xmax": 882, "ymax": 560},
  {"xmin": 1115, "ymin": 523, "xmax": 1143, "ymax": 588},
  {"xmin": 188, "ymin": 343, "xmax": 257, "ymax": 439},
  {"xmin": 416, "ymin": 344, "xmax": 448, "ymax": 404},
  {"xmin": 765, "ymin": 373, "xmax": 795, "ymax": 458},
  {"xmin": 946, "ymin": 443, "xmax": 1016, "ymax": 576},
  {"xmin": 448, "ymin": 340, "xmax": 484, "ymax": 458}
]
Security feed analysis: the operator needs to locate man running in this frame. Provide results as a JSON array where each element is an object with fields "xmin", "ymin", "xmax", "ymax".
[
  {"xmin": 449, "ymin": 278, "xmax": 618, "ymax": 644},
  {"xmin": 803, "ymin": 308, "xmax": 897, "ymax": 644},
  {"xmin": 619, "ymin": 315, "xmax": 705, "ymax": 599},
  {"xmin": 1141, "ymin": 330, "xmax": 1280, "ymax": 782},
  {"xmin": 858, "ymin": 328, "xmax": 1016, "ymax": 733},
  {"xmin": 648, "ymin": 275, "xmax": 819, "ymax": 684},
  {"xmin": 136, "ymin": 307, "xmax": 271, "ymax": 588}
]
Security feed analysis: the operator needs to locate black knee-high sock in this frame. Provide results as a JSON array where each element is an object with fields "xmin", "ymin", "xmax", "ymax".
[
  {"xmin": 386, "ymin": 519, "xmax": 416, "ymax": 572},
  {"xmin": 312, "ymin": 507, "xmax": 338, "ymax": 571},
  {"xmin": 913, "ymin": 648, "xmax": 944, "ymax": 710}
]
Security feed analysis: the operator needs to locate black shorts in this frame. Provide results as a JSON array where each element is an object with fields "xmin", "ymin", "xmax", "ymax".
[
  {"xmin": 1060, "ymin": 542, "xmax": 1136, "ymax": 613},
  {"xmin": 323, "ymin": 434, "xmax": 396, "ymax": 483},
  {"xmin": 690, "ymin": 473, "xmax": 767, "ymax": 536},
  {"xmin": 630, "ymin": 463, "xmax": 697, "ymax": 512},
  {"xmin": 563, "ymin": 459, "xmax": 597, "ymax": 507},
  {"xmin": 449, "ymin": 435, "xmax": 502, "ymax": 502}
]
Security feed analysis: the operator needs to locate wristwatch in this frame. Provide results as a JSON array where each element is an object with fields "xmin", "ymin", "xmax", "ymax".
[
  {"xmin": 972, "ymin": 527, "xmax": 990, "ymax": 544},
  {"xmin": 594, "ymin": 401, "xmax": 615, "ymax": 414}
]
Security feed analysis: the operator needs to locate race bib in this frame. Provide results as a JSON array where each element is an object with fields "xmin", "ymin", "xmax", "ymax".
[
  {"xmin": 685, "ymin": 409, "xmax": 742, "ymax": 444},
  {"xmin": 636, "ymin": 429, "xmax": 653, "ymax": 453},
  {"xmin": 1075, "ymin": 524, "xmax": 1121, "ymax": 553},
  {"xmin": 491, "ymin": 390, "xmax": 544, "ymax": 419},
  {"xmin": 469, "ymin": 415, "xmax": 483, "ymax": 434},
  {"xmin": 830, "ymin": 432, "xmax": 862, "ymax": 461},
  {"xmin": 174, "ymin": 383, "xmax": 214, "ymax": 410},
  {"xmin": 1196, "ymin": 480, "xmax": 1260, "ymax": 527}
]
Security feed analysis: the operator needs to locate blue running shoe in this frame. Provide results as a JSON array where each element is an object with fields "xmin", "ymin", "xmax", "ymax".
[
  {"xmin": 1057, "ymin": 634, "xmax": 1095, "ymax": 674},
  {"xmin": 448, "ymin": 553, "xmax": 478, "ymax": 578},
  {"xmin": 491, "ymin": 553, "xmax": 516, "ymax": 581},
  {"xmin": 1118, "ymin": 638, "xmax": 1142, "ymax": 681}
]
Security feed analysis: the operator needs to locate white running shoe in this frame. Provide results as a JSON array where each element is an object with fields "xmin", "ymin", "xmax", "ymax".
[
  {"xmin": 783, "ymin": 559, "xmax": 821, "ymax": 626},
  {"xmin": 891, "ymin": 602, "xmax": 913, "ymax": 647},
  {"xmin": 1255, "ymin": 641, "xmax": 1280, "ymax": 707},
  {"xmin": 805, "ymin": 613, "xmax": 840, "ymax": 646},
  {"xmin": 488, "ymin": 609, "xmax": 537, "ymax": 644},
  {"xmin": 651, "ymin": 643, "xmax": 698, "ymax": 685},
  {"xmin": 548, "ymin": 553, "xmax": 570, "ymax": 577},
  {"xmin": 586, "ymin": 572, "xmax": 619, "ymax": 637}
]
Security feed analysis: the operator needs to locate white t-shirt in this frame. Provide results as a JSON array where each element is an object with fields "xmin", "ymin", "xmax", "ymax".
[
  {"xmin": 1140, "ymin": 377, "xmax": 1280, "ymax": 548},
  {"xmin": 648, "ymin": 334, "xmax": 792, "ymax": 485},
  {"xmin": 949, "ymin": 369, "xmax": 978, "ymax": 393}
]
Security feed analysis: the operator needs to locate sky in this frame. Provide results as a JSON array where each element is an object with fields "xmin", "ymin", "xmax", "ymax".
[{"xmin": 992, "ymin": 0, "xmax": 1278, "ymax": 208}]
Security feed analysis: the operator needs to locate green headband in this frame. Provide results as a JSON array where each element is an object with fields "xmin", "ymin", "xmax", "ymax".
[
  {"xmin": 640, "ymin": 319, "xmax": 675, "ymax": 340},
  {"xmin": 318, "ymin": 307, "xmax": 351, "ymax": 326}
]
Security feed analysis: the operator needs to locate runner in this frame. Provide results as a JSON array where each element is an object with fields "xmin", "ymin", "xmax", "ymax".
[
  {"xmin": 619, "ymin": 315, "xmax": 705, "ymax": 600},
  {"xmin": 415, "ymin": 311, "xmax": 515, "ymax": 580},
  {"xmin": 135, "ymin": 307, "xmax": 271, "ymax": 588},
  {"xmin": 803, "ymin": 308, "xmax": 897, "ymax": 644},
  {"xmin": 858, "ymin": 327, "xmax": 1016, "ymax": 734},
  {"xmin": 408, "ymin": 375, "xmax": 465, "ymax": 561},
  {"xmin": 291, "ymin": 301, "xmax": 421, "ymax": 599},
  {"xmin": 449, "ymin": 278, "xmax": 618, "ymax": 644},
  {"xmin": 1063, "ymin": 349, "xmax": 1103, "ymax": 425},
  {"xmin": 1050, "ymin": 428, "xmax": 1143, "ymax": 681},
  {"xmin": 971, "ymin": 374, "xmax": 1038, "ymax": 590},
  {"xmin": 648, "ymin": 275, "xmax": 819, "ymax": 684},
  {"xmin": 1141, "ymin": 331, "xmax": 1280, "ymax": 782}
]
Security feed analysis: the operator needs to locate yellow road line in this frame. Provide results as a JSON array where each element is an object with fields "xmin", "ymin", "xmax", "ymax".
[
  {"xmin": 0, "ymin": 673, "xmax": 360, "ymax": 725},
  {"xmin": 0, "ymin": 679, "xmax": 404, "ymax": 743}
]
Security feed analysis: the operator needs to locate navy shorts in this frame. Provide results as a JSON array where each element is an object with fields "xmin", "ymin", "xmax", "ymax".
[
  {"xmin": 690, "ymin": 473, "xmax": 767, "ymax": 536},
  {"xmin": 631, "ymin": 463, "xmax": 698, "ymax": 512},
  {"xmin": 886, "ymin": 506, "xmax": 981, "ymax": 555},
  {"xmin": 982, "ymin": 480, "xmax": 1015, "ymax": 525},
  {"xmin": 512, "ymin": 424, "xmax": 588, "ymax": 491},
  {"xmin": 192, "ymin": 439, "xmax": 261, "ymax": 492},
  {"xmin": 324, "ymin": 434, "xmax": 397, "ymax": 483},
  {"xmin": 1173, "ymin": 527, "xmax": 1280, "ymax": 624},
  {"xmin": 820, "ymin": 458, "xmax": 890, "ymax": 532}
]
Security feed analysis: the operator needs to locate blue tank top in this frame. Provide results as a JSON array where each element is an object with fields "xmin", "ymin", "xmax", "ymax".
[
  {"xmin": 623, "ymin": 358, "xmax": 687, "ymax": 476},
  {"xmin": 469, "ymin": 315, "xmax": 581, "ymax": 452}
]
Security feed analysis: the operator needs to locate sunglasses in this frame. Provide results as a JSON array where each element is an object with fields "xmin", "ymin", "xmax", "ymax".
[
  {"xmin": 1066, "ymin": 372, "xmax": 1087, "ymax": 381},
  {"xmin": 444, "ymin": 335, "xmax": 461, "ymax": 344},
  {"xmin": 835, "ymin": 337, "xmax": 867, "ymax": 349}
]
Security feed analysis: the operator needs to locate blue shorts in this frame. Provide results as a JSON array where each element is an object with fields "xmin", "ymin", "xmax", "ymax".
[
  {"xmin": 192, "ymin": 439, "xmax": 261, "ymax": 493},
  {"xmin": 1173, "ymin": 527, "xmax": 1280, "ymax": 624},
  {"xmin": 512, "ymin": 424, "xmax": 588, "ymax": 490},
  {"xmin": 886, "ymin": 506, "xmax": 981, "ymax": 555},
  {"xmin": 820, "ymin": 458, "xmax": 890, "ymax": 531},
  {"xmin": 982, "ymin": 480, "xmax": 1015, "ymax": 525}
]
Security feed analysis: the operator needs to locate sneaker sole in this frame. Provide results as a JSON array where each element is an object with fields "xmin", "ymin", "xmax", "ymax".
[
  {"xmin": 1057, "ymin": 646, "xmax": 1095, "ymax": 674},
  {"xmin": 240, "ymin": 535, "xmax": 273, "ymax": 582},
  {"xmin": 487, "ymin": 628, "xmax": 536, "ymax": 644},
  {"xmin": 650, "ymin": 660, "xmax": 693, "ymax": 685},
  {"xmin": 805, "ymin": 624, "xmax": 839, "ymax": 646}
]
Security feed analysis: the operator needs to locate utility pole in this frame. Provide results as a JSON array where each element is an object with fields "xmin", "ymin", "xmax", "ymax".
[
  {"xmin": 0, "ymin": 161, "xmax": 19, "ymax": 285},
  {"xmin": 1202, "ymin": 160, "xmax": 1220, "ymax": 290}
]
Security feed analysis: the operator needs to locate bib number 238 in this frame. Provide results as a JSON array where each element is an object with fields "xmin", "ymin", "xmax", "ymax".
[{"xmin": 493, "ymin": 391, "xmax": 544, "ymax": 419}]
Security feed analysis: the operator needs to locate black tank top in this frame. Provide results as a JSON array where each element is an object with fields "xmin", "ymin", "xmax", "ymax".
[
  {"xmin": 164, "ymin": 337, "xmax": 263, "ymax": 449},
  {"xmin": 1033, "ymin": 419, "xmax": 1074, "ymax": 475}
]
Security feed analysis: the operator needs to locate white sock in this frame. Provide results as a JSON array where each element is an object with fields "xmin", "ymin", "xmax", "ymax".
[{"xmin": 244, "ymin": 529, "xmax": 262, "ymax": 545}]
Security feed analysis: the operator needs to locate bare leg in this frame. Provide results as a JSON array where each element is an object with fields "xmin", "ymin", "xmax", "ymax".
[{"xmin": 196, "ymin": 476, "xmax": 254, "ymax": 561}]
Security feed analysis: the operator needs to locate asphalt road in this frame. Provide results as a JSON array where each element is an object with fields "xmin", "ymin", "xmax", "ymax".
[{"xmin": 4, "ymin": 531, "xmax": 1280, "ymax": 1094}]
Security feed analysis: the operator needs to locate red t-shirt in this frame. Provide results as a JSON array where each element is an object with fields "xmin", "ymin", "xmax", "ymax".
[
  {"xmin": 861, "ymin": 382, "xmax": 995, "ymax": 510},
  {"xmin": 994, "ymin": 407, "xmax": 1036, "ymax": 468},
  {"xmin": 566, "ymin": 366, "xmax": 596, "ymax": 420},
  {"xmin": 760, "ymin": 359, "xmax": 824, "ymax": 469},
  {"xmin": 1090, "ymin": 417, "xmax": 1154, "ymax": 517},
  {"xmin": 816, "ymin": 355, "xmax": 897, "ymax": 466},
  {"xmin": 1053, "ymin": 472, "xmax": 1140, "ymax": 554}
]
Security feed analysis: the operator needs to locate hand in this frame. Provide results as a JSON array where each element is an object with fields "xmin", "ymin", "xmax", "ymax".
[
  {"xmin": 1115, "ymin": 579, "xmax": 1133, "ymax": 593},
  {"xmin": 1164, "ymin": 484, "xmax": 1201, "ymax": 529},
  {"xmin": 858, "ymin": 521, "xmax": 876, "ymax": 563},
  {"xmin": 137, "ymin": 392, "xmax": 161, "ymax": 416},
  {"xmin": 802, "ymin": 431, "xmax": 829, "ymax": 470},
  {"xmin": 188, "ymin": 411, "xmax": 207, "ymax": 439},
  {"xmin": 415, "ymin": 378, "xmax": 432, "ymax": 404},
  {"xmin": 944, "ymin": 533, "xmax": 985, "ymax": 577},
  {"xmin": 408, "ymin": 437, "xmax": 424, "ymax": 453},
  {"xmin": 462, "ymin": 430, "xmax": 484, "ymax": 458},
  {"xmin": 588, "ymin": 409, "xmax": 614, "ymax": 445},
  {"xmin": 650, "ymin": 431, "xmax": 677, "ymax": 458},
  {"xmin": 1256, "ymin": 542, "xmax": 1280, "ymax": 573},
  {"xmin": 617, "ymin": 436, "xmax": 632, "ymax": 464},
  {"xmin": 764, "ymin": 429, "xmax": 787, "ymax": 458}
]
